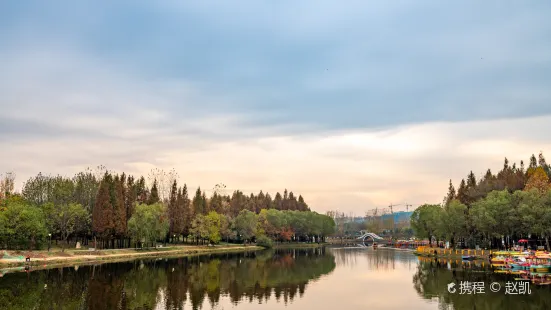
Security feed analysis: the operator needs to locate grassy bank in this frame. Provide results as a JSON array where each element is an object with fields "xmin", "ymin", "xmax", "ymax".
[
  {"xmin": 0, "ymin": 244, "xmax": 263, "ymax": 268},
  {"xmin": 273, "ymin": 242, "xmax": 328, "ymax": 249}
]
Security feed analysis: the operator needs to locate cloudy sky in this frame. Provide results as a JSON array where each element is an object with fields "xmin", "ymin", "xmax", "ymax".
[{"xmin": 2, "ymin": 1, "xmax": 551, "ymax": 214}]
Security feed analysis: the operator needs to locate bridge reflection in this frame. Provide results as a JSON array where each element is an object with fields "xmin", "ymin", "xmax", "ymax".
[{"xmin": 330, "ymin": 247, "xmax": 417, "ymax": 271}]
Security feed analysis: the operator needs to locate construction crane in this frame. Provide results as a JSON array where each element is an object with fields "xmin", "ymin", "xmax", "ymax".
[{"xmin": 388, "ymin": 203, "xmax": 402, "ymax": 236}]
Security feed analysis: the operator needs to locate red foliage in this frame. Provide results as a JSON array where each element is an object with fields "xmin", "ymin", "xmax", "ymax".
[{"xmin": 280, "ymin": 227, "xmax": 294, "ymax": 241}]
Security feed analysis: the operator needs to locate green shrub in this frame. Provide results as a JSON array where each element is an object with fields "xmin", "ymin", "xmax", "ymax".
[{"xmin": 256, "ymin": 235, "xmax": 273, "ymax": 248}]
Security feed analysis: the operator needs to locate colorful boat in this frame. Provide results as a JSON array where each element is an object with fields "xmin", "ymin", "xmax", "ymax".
[{"xmin": 529, "ymin": 254, "xmax": 551, "ymax": 273}]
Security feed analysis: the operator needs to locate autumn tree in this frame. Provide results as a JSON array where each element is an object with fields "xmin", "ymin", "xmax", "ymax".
[
  {"xmin": 524, "ymin": 166, "xmax": 551, "ymax": 194},
  {"xmin": 92, "ymin": 173, "xmax": 115, "ymax": 245}
]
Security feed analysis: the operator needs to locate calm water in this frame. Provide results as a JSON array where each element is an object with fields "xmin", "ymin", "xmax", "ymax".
[{"xmin": 1, "ymin": 247, "xmax": 550, "ymax": 310}]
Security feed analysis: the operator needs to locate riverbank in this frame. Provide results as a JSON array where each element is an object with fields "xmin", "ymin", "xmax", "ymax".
[
  {"xmin": 413, "ymin": 246, "xmax": 490, "ymax": 260},
  {"xmin": 0, "ymin": 244, "xmax": 263, "ymax": 268},
  {"xmin": 273, "ymin": 242, "xmax": 328, "ymax": 249}
]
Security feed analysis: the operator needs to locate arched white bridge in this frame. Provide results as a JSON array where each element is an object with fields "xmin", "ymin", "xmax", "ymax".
[{"xmin": 356, "ymin": 230, "xmax": 386, "ymax": 243}]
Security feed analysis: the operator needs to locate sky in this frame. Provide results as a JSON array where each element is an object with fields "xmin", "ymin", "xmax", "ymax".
[{"xmin": 2, "ymin": 1, "xmax": 551, "ymax": 215}]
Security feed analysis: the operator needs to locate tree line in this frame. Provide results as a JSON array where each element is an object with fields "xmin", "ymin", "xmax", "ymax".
[
  {"xmin": 411, "ymin": 152, "xmax": 551, "ymax": 249},
  {"xmin": 0, "ymin": 167, "xmax": 335, "ymax": 250}
]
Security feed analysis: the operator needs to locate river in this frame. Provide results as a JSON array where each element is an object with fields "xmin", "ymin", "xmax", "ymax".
[{"xmin": 1, "ymin": 246, "xmax": 550, "ymax": 309}]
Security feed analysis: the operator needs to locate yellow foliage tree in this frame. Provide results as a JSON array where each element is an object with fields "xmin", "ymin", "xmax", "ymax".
[{"xmin": 524, "ymin": 166, "xmax": 551, "ymax": 194}]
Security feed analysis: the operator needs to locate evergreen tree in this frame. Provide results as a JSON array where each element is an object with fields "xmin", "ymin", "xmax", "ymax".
[
  {"xmin": 112, "ymin": 174, "xmax": 127, "ymax": 238},
  {"xmin": 247, "ymin": 193, "xmax": 256, "ymax": 212},
  {"xmin": 288, "ymin": 192, "xmax": 297, "ymax": 210},
  {"xmin": 136, "ymin": 176, "xmax": 148, "ymax": 203},
  {"xmin": 193, "ymin": 187, "xmax": 204, "ymax": 215},
  {"xmin": 264, "ymin": 193, "xmax": 273, "ymax": 210},
  {"xmin": 527, "ymin": 156, "xmax": 538, "ymax": 180},
  {"xmin": 168, "ymin": 180, "xmax": 178, "ymax": 236},
  {"xmin": 230, "ymin": 190, "xmax": 245, "ymax": 217},
  {"xmin": 538, "ymin": 152, "xmax": 551, "ymax": 179},
  {"xmin": 148, "ymin": 179, "xmax": 160, "ymax": 204},
  {"xmin": 538, "ymin": 152, "xmax": 547, "ymax": 167},
  {"xmin": 464, "ymin": 171, "xmax": 480, "ymax": 204},
  {"xmin": 125, "ymin": 175, "xmax": 137, "ymax": 222},
  {"xmin": 444, "ymin": 180, "xmax": 456, "ymax": 206},
  {"xmin": 258, "ymin": 191, "xmax": 265, "ymax": 208},
  {"xmin": 298, "ymin": 195, "xmax": 309, "ymax": 211},
  {"xmin": 456, "ymin": 179, "xmax": 468, "ymax": 204},
  {"xmin": 201, "ymin": 191, "xmax": 209, "ymax": 215},
  {"xmin": 520, "ymin": 160, "xmax": 525, "ymax": 173},
  {"xmin": 282, "ymin": 189, "xmax": 289, "ymax": 210},
  {"xmin": 92, "ymin": 173, "xmax": 114, "ymax": 239},
  {"xmin": 467, "ymin": 171, "xmax": 477, "ymax": 188},
  {"xmin": 181, "ymin": 184, "xmax": 192, "ymax": 237},
  {"xmin": 273, "ymin": 192, "xmax": 283, "ymax": 210}
]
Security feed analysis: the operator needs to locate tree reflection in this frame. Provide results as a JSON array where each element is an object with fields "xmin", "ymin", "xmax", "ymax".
[
  {"xmin": 412, "ymin": 257, "xmax": 551, "ymax": 309},
  {"xmin": 332, "ymin": 247, "xmax": 417, "ymax": 271},
  {"xmin": 0, "ymin": 248, "xmax": 335, "ymax": 310}
]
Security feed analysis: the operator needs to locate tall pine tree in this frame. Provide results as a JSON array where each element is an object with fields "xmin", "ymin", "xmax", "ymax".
[
  {"xmin": 444, "ymin": 180, "xmax": 456, "ymax": 206},
  {"xmin": 168, "ymin": 180, "xmax": 178, "ymax": 236},
  {"xmin": 181, "ymin": 184, "xmax": 192, "ymax": 237},
  {"xmin": 193, "ymin": 187, "xmax": 204, "ymax": 215},
  {"xmin": 456, "ymin": 179, "xmax": 468, "ymax": 205},
  {"xmin": 93, "ymin": 173, "xmax": 114, "ymax": 240},
  {"xmin": 148, "ymin": 179, "xmax": 160, "ymax": 204},
  {"xmin": 136, "ymin": 176, "xmax": 148, "ymax": 203}
]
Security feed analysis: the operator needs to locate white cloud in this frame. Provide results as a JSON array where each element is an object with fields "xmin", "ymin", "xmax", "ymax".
[
  {"xmin": 2, "ymin": 3, "xmax": 551, "ymax": 215},
  {"xmin": 4, "ymin": 99, "xmax": 551, "ymax": 215}
]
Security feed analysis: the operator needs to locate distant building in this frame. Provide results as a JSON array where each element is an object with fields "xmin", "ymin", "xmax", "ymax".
[{"xmin": 381, "ymin": 211, "xmax": 413, "ymax": 223}]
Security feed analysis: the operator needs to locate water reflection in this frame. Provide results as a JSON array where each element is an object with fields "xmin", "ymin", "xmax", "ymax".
[
  {"xmin": 0, "ymin": 248, "xmax": 335, "ymax": 310},
  {"xmin": 413, "ymin": 257, "xmax": 551, "ymax": 309},
  {"xmin": 332, "ymin": 246, "xmax": 417, "ymax": 271}
]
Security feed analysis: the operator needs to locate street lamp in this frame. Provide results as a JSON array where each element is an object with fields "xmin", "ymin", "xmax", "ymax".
[
  {"xmin": 48, "ymin": 234, "xmax": 52, "ymax": 252},
  {"xmin": 173, "ymin": 234, "xmax": 176, "ymax": 244}
]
